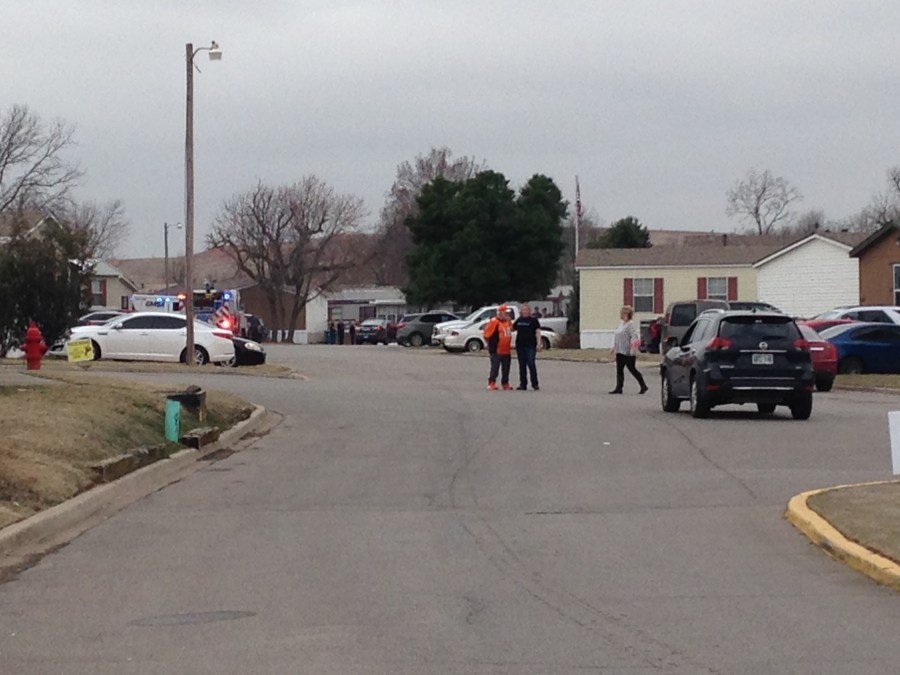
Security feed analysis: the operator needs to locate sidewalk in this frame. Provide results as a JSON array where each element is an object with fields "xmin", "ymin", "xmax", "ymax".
[
  {"xmin": 0, "ymin": 367, "xmax": 47, "ymax": 387},
  {"xmin": 786, "ymin": 481, "xmax": 900, "ymax": 590}
]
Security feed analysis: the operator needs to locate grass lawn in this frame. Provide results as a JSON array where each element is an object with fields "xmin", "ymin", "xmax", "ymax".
[
  {"xmin": 835, "ymin": 374, "xmax": 900, "ymax": 391},
  {"xmin": 24, "ymin": 358, "xmax": 297, "ymax": 378},
  {"xmin": 539, "ymin": 349, "xmax": 661, "ymax": 365},
  {"xmin": 0, "ymin": 374, "xmax": 251, "ymax": 528},
  {"xmin": 807, "ymin": 482, "xmax": 900, "ymax": 565}
]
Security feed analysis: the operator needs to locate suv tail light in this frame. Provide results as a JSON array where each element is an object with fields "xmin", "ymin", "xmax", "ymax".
[
  {"xmin": 707, "ymin": 336, "xmax": 733, "ymax": 350},
  {"xmin": 792, "ymin": 338, "xmax": 810, "ymax": 350}
]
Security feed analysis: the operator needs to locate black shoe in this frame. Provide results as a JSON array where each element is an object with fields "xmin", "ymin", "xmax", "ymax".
[
  {"xmin": 639, "ymin": 385, "xmax": 649, "ymax": 394},
  {"xmin": 516, "ymin": 385, "xmax": 527, "ymax": 391},
  {"xmin": 608, "ymin": 389, "xmax": 622, "ymax": 394},
  {"xmin": 533, "ymin": 386, "xmax": 540, "ymax": 391}
]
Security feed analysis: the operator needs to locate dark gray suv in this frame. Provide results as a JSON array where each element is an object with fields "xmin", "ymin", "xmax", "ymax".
[
  {"xmin": 660, "ymin": 311, "xmax": 814, "ymax": 419},
  {"xmin": 396, "ymin": 311, "xmax": 459, "ymax": 347}
]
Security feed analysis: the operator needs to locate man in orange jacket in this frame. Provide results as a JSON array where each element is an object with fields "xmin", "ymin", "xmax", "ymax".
[{"xmin": 483, "ymin": 304, "xmax": 513, "ymax": 390}]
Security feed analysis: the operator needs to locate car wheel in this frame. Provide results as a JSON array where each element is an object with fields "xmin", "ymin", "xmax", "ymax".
[
  {"xmin": 815, "ymin": 374, "xmax": 834, "ymax": 392},
  {"xmin": 838, "ymin": 357, "xmax": 864, "ymax": 375},
  {"xmin": 541, "ymin": 336, "xmax": 551, "ymax": 350},
  {"xmin": 660, "ymin": 372, "xmax": 680, "ymax": 412},
  {"xmin": 689, "ymin": 375, "xmax": 710, "ymax": 419},
  {"xmin": 465, "ymin": 339, "xmax": 483, "ymax": 353},
  {"xmin": 757, "ymin": 403, "xmax": 776, "ymax": 415},
  {"xmin": 91, "ymin": 340, "xmax": 101, "ymax": 361},
  {"xmin": 217, "ymin": 354, "xmax": 237, "ymax": 368},
  {"xmin": 180, "ymin": 346, "xmax": 209, "ymax": 366},
  {"xmin": 790, "ymin": 392, "xmax": 813, "ymax": 420},
  {"xmin": 408, "ymin": 332, "xmax": 424, "ymax": 347}
]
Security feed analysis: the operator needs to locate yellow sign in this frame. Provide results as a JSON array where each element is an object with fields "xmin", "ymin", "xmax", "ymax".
[{"xmin": 67, "ymin": 338, "xmax": 94, "ymax": 363}]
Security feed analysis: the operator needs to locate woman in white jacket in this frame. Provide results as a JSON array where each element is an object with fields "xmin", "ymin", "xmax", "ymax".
[{"xmin": 609, "ymin": 305, "xmax": 648, "ymax": 394}]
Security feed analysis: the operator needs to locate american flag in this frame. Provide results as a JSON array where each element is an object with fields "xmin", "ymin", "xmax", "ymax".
[{"xmin": 575, "ymin": 176, "xmax": 583, "ymax": 219}]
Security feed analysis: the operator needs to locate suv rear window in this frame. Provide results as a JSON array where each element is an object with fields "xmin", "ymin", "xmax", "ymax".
[{"xmin": 718, "ymin": 316, "xmax": 800, "ymax": 349}]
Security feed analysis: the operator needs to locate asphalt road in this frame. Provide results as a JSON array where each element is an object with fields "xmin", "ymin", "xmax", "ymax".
[{"xmin": 2, "ymin": 345, "xmax": 900, "ymax": 674}]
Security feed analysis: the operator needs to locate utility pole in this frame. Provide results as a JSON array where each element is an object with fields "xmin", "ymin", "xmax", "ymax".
[{"xmin": 184, "ymin": 42, "xmax": 196, "ymax": 365}]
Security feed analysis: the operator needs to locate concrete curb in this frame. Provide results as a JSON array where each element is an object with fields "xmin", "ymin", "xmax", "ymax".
[
  {"xmin": 785, "ymin": 480, "xmax": 900, "ymax": 591},
  {"xmin": 0, "ymin": 404, "xmax": 267, "ymax": 566}
]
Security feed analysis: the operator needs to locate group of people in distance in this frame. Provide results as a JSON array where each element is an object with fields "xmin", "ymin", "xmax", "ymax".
[
  {"xmin": 326, "ymin": 319, "xmax": 358, "ymax": 345},
  {"xmin": 482, "ymin": 303, "xmax": 648, "ymax": 395},
  {"xmin": 482, "ymin": 303, "xmax": 542, "ymax": 391}
]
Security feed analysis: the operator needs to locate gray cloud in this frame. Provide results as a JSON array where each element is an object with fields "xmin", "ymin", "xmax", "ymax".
[{"xmin": 2, "ymin": 0, "xmax": 898, "ymax": 256}]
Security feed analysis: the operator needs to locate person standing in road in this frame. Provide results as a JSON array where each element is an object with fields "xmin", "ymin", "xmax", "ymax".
[
  {"xmin": 609, "ymin": 305, "xmax": 648, "ymax": 394},
  {"xmin": 348, "ymin": 320, "xmax": 357, "ymax": 345},
  {"xmin": 513, "ymin": 303, "xmax": 541, "ymax": 391},
  {"xmin": 483, "ymin": 305, "xmax": 513, "ymax": 390},
  {"xmin": 336, "ymin": 319, "xmax": 345, "ymax": 345}
]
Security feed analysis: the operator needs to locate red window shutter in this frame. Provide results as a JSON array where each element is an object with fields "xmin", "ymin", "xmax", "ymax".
[
  {"xmin": 623, "ymin": 278, "xmax": 634, "ymax": 307},
  {"xmin": 100, "ymin": 279, "xmax": 108, "ymax": 305},
  {"xmin": 653, "ymin": 278, "xmax": 664, "ymax": 314},
  {"xmin": 727, "ymin": 276, "xmax": 738, "ymax": 301},
  {"xmin": 697, "ymin": 277, "xmax": 707, "ymax": 300}
]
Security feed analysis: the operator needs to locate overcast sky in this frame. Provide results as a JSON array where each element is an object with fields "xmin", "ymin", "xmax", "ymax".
[{"xmin": 3, "ymin": 1, "xmax": 899, "ymax": 258}]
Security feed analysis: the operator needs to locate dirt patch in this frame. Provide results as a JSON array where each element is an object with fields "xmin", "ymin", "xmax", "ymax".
[
  {"xmin": 807, "ymin": 482, "xmax": 900, "ymax": 565},
  {"xmin": 0, "ymin": 376, "xmax": 250, "ymax": 528}
]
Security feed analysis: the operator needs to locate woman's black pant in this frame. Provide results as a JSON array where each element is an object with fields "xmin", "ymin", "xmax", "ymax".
[{"xmin": 614, "ymin": 353, "xmax": 646, "ymax": 392}]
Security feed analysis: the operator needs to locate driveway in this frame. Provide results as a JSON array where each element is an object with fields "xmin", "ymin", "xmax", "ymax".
[{"xmin": 0, "ymin": 345, "xmax": 898, "ymax": 674}]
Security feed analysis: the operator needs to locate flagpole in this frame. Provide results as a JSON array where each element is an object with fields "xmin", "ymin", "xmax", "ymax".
[{"xmin": 574, "ymin": 175, "xmax": 582, "ymax": 261}]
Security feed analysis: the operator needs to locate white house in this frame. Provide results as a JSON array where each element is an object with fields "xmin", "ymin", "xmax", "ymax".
[{"xmin": 754, "ymin": 232, "xmax": 863, "ymax": 318}]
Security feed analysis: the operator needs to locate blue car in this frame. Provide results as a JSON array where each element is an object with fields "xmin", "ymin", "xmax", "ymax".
[{"xmin": 820, "ymin": 322, "xmax": 900, "ymax": 374}]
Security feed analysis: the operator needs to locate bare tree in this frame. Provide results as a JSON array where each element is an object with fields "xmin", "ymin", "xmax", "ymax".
[
  {"xmin": 726, "ymin": 168, "xmax": 803, "ymax": 235},
  {"xmin": 0, "ymin": 105, "xmax": 82, "ymax": 213},
  {"xmin": 208, "ymin": 177, "xmax": 366, "ymax": 340},
  {"xmin": 57, "ymin": 199, "xmax": 130, "ymax": 258},
  {"xmin": 371, "ymin": 147, "xmax": 485, "ymax": 286}
]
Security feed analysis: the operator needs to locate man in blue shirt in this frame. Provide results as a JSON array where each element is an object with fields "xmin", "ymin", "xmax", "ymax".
[{"xmin": 513, "ymin": 303, "xmax": 542, "ymax": 391}]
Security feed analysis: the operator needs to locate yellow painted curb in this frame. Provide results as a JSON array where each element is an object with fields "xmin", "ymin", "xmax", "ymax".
[{"xmin": 785, "ymin": 480, "xmax": 900, "ymax": 591}]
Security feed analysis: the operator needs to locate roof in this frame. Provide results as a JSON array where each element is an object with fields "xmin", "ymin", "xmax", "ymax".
[
  {"xmin": 752, "ymin": 232, "xmax": 866, "ymax": 267},
  {"xmin": 848, "ymin": 223, "xmax": 900, "ymax": 257},
  {"xmin": 576, "ymin": 231, "xmax": 867, "ymax": 270},
  {"xmin": 575, "ymin": 243, "xmax": 782, "ymax": 269}
]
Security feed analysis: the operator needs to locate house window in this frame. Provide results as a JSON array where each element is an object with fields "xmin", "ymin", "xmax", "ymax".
[
  {"xmin": 91, "ymin": 279, "xmax": 105, "ymax": 306},
  {"xmin": 894, "ymin": 265, "xmax": 900, "ymax": 305},
  {"xmin": 707, "ymin": 277, "xmax": 728, "ymax": 301},
  {"xmin": 632, "ymin": 278, "xmax": 654, "ymax": 313},
  {"xmin": 120, "ymin": 296, "xmax": 130, "ymax": 310}
]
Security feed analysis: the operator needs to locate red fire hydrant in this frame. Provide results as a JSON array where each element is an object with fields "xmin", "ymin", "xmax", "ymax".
[{"xmin": 22, "ymin": 321, "xmax": 47, "ymax": 371}]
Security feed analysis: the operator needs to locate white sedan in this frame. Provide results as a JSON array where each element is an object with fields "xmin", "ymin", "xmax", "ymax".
[
  {"xmin": 443, "ymin": 320, "xmax": 559, "ymax": 353},
  {"xmin": 69, "ymin": 312, "xmax": 235, "ymax": 365}
]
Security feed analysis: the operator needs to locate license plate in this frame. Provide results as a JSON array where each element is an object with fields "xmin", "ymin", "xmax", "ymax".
[{"xmin": 752, "ymin": 353, "xmax": 774, "ymax": 365}]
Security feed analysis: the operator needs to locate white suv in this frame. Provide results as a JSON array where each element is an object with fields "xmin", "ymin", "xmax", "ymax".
[
  {"xmin": 815, "ymin": 306, "xmax": 900, "ymax": 325},
  {"xmin": 70, "ymin": 312, "xmax": 235, "ymax": 365}
]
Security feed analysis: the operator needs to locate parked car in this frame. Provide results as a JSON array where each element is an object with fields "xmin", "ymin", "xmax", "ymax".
[
  {"xmin": 728, "ymin": 301, "xmax": 782, "ymax": 313},
  {"xmin": 660, "ymin": 311, "xmax": 814, "ymax": 419},
  {"xmin": 75, "ymin": 310, "xmax": 125, "ymax": 326},
  {"xmin": 433, "ymin": 304, "xmax": 568, "ymax": 346},
  {"xmin": 814, "ymin": 305, "xmax": 900, "ymax": 325},
  {"xmin": 797, "ymin": 323, "xmax": 837, "ymax": 391},
  {"xmin": 396, "ymin": 311, "xmax": 459, "ymax": 347},
  {"xmin": 357, "ymin": 318, "xmax": 390, "ymax": 345},
  {"xmin": 219, "ymin": 336, "xmax": 266, "ymax": 367},
  {"xmin": 799, "ymin": 318, "xmax": 857, "ymax": 333},
  {"xmin": 69, "ymin": 312, "xmax": 234, "ymax": 365},
  {"xmin": 443, "ymin": 320, "xmax": 559, "ymax": 352},
  {"xmin": 820, "ymin": 322, "xmax": 900, "ymax": 374},
  {"xmin": 387, "ymin": 314, "xmax": 418, "ymax": 342},
  {"xmin": 662, "ymin": 300, "xmax": 730, "ymax": 347}
]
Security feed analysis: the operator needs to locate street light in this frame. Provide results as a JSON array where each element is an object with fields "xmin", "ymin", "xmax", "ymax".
[
  {"xmin": 163, "ymin": 221, "xmax": 182, "ymax": 291},
  {"xmin": 184, "ymin": 40, "xmax": 222, "ymax": 366}
]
